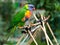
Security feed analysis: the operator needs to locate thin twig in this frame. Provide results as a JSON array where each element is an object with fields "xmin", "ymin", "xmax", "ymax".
[
  {"xmin": 27, "ymin": 28, "xmax": 40, "ymax": 45},
  {"xmin": 28, "ymin": 30, "xmax": 38, "ymax": 45},
  {"xmin": 41, "ymin": 14, "xmax": 50, "ymax": 45},
  {"xmin": 46, "ymin": 22, "xmax": 59, "ymax": 45},
  {"xmin": 16, "ymin": 34, "xmax": 26, "ymax": 45},
  {"xmin": 20, "ymin": 34, "xmax": 28, "ymax": 45},
  {"xmin": 33, "ymin": 13, "xmax": 50, "ymax": 45}
]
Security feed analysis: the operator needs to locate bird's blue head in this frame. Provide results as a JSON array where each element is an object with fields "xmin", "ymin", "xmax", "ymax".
[
  {"xmin": 28, "ymin": 4, "xmax": 35, "ymax": 11},
  {"xmin": 25, "ymin": 4, "xmax": 35, "ymax": 11}
]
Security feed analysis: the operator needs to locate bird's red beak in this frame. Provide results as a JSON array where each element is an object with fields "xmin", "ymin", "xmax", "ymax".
[{"xmin": 33, "ymin": 8, "xmax": 35, "ymax": 10}]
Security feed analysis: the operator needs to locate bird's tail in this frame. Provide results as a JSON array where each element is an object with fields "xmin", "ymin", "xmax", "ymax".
[
  {"xmin": 6, "ymin": 26, "xmax": 13, "ymax": 33},
  {"xmin": 6, "ymin": 26, "xmax": 16, "ymax": 41}
]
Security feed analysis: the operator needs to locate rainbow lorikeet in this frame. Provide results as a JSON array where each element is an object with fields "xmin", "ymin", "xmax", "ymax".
[{"xmin": 7, "ymin": 4, "xmax": 35, "ymax": 32}]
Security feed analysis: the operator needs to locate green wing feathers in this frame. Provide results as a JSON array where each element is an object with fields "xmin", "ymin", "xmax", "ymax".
[{"xmin": 7, "ymin": 7, "xmax": 27, "ymax": 31}]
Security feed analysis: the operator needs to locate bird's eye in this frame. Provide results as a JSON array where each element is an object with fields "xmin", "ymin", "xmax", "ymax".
[
  {"xmin": 29, "ymin": 6, "xmax": 33, "ymax": 8},
  {"xmin": 30, "ymin": 6, "xmax": 33, "ymax": 8}
]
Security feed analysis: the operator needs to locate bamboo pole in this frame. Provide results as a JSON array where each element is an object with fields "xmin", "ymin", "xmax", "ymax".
[
  {"xmin": 20, "ymin": 34, "xmax": 28, "ymax": 45},
  {"xmin": 46, "ymin": 22, "xmax": 59, "ymax": 45},
  {"xmin": 33, "ymin": 13, "xmax": 49, "ymax": 45},
  {"xmin": 27, "ymin": 28, "xmax": 39, "ymax": 45},
  {"xmin": 40, "ymin": 14, "xmax": 53, "ymax": 45},
  {"xmin": 33, "ymin": 13, "xmax": 53, "ymax": 45},
  {"xmin": 27, "ymin": 26, "xmax": 41, "ymax": 45},
  {"xmin": 40, "ymin": 23, "xmax": 49, "ymax": 45},
  {"xmin": 40, "ymin": 22, "xmax": 54, "ymax": 45},
  {"xmin": 40, "ymin": 14, "xmax": 50, "ymax": 45},
  {"xmin": 16, "ymin": 34, "xmax": 26, "ymax": 45},
  {"xmin": 28, "ymin": 30, "xmax": 38, "ymax": 45}
]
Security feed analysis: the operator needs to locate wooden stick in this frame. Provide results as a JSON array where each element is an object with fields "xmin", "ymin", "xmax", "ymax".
[
  {"xmin": 40, "ymin": 25, "xmax": 50, "ymax": 45},
  {"xmin": 40, "ymin": 23, "xmax": 54, "ymax": 45},
  {"xmin": 27, "ymin": 28, "xmax": 39, "ymax": 45},
  {"xmin": 20, "ymin": 34, "xmax": 28, "ymax": 45},
  {"xmin": 46, "ymin": 22, "xmax": 59, "ymax": 45},
  {"xmin": 28, "ymin": 30, "xmax": 38, "ymax": 45},
  {"xmin": 33, "ymin": 13, "xmax": 39, "ymax": 21},
  {"xmin": 16, "ymin": 34, "xmax": 26, "ymax": 45},
  {"xmin": 33, "ymin": 13, "xmax": 49, "ymax": 45},
  {"xmin": 40, "ymin": 14, "xmax": 53, "ymax": 45},
  {"xmin": 33, "ymin": 13, "xmax": 53, "ymax": 45},
  {"xmin": 40, "ymin": 15, "xmax": 50, "ymax": 45}
]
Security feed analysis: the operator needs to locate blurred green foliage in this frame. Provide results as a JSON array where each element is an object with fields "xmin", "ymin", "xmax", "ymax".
[
  {"xmin": 0, "ymin": 1, "xmax": 13, "ymax": 22},
  {"xmin": 27, "ymin": 0, "xmax": 60, "ymax": 10}
]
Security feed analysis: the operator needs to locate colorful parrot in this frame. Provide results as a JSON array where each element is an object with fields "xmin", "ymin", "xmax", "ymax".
[{"xmin": 7, "ymin": 4, "xmax": 35, "ymax": 32}]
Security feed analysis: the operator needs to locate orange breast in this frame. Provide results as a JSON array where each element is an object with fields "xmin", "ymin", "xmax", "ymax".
[{"xmin": 25, "ymin": 10, "xmax": 32, "ymax": 18}]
